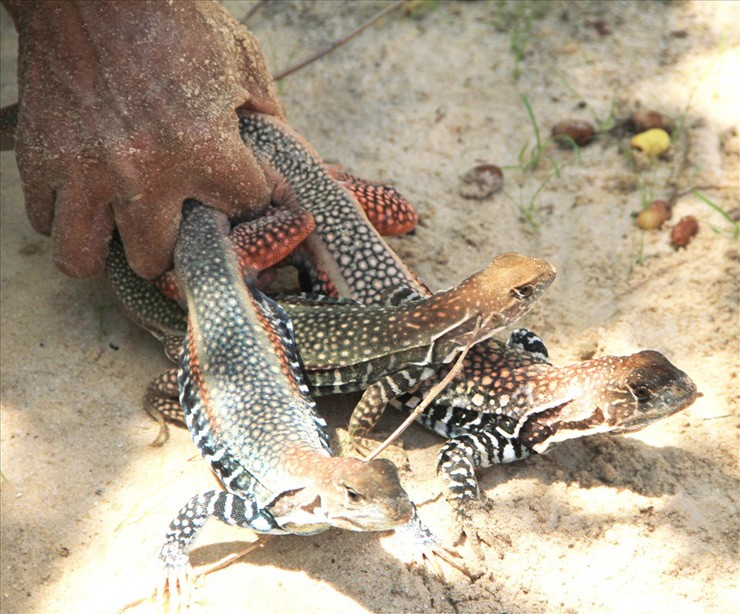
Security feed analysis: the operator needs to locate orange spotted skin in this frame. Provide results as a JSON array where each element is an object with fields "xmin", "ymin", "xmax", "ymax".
[
  {"xmin": 153, "ymin": 206, "xmax": 315, "ymax": 303},
  {"xmin": 327, "ymin": 167, "xmax": 419, "ymax": 236}
]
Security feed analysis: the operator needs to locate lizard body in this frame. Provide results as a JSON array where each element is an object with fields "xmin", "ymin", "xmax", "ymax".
[
  {"xmin": 158, "ymin": 200, "xmax": 412, "ymax": 592},
  {"xmin": 399, "ymin": 332, "xmax": 698, "ymax": 499}
]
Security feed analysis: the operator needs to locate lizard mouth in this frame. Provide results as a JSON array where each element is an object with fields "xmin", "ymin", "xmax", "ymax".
[{"xmin": 328, "ymin": 503, "xmax": 414, "ymax": 532}]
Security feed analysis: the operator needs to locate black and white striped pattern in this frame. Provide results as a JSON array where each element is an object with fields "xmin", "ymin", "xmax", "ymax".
[{"xmin": 160, "ymin": 489, "xmax": 284, "ymax": 570}]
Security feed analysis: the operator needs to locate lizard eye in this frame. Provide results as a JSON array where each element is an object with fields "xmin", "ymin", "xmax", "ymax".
[
  {"xmin": 344, "ymin": 486, "xmax": 362, "ymax": 503},
  {"xmin": 631, "ymin": 384, "xmax": 652, "ymax": 402},
  {"xmin": 512, "ymin": 284, "xmax": 535, "ymax": 300}
]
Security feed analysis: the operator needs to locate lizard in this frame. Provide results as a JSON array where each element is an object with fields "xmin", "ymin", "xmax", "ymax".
[
  {"xmin": 235, "ymin": 113, "xmax": 699, "ymax": 504},
  {"xmin": 239, "ymin": 112, "xmax": 432, "ymax": 302},
  {"xmin": 157, "ymin": 199, "xmax": 415, "ymax": 596},
  {"xmin": 108, "ymin": 206, "xmax": 556, "ymax": 445},
  {"xmin": 394, "ymin": 329, "xmax": 699, "ymax": 500}
]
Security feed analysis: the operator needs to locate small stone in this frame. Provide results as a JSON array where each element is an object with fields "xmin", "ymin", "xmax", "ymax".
[
  {"xmin": 636, "ymin": 200, "xmax": 672, "ymax": 230},
  {"xmin": 551, "ymin": 120, "xmax": 595, "ymax": 148},
  {"xmin": 459, "ymin": 164, "xmax": 504, "ymax": 200},
  {"xmin": 671, "ymin": 216, "xmax": 699, "ymax": 248},
  {"xmin": 18, "ymin": 243, "xmax": 41, "ymax": 256}
]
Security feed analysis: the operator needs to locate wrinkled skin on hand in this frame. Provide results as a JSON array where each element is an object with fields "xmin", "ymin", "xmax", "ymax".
[{"xmin": 5, "ymin": 0, "xmax": 284, "ymax": 278}]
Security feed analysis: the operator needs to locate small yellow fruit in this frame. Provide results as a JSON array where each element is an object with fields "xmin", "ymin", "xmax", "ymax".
[
  {"xmin": 630, "ymin": 128, "xmax": 671, "ymax": 157},
  {"xmin": 636, "ymin": 200, "xmax": 672, "ymax": 230}
]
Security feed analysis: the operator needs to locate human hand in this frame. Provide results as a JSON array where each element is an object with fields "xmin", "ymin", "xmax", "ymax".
[{"xmin": 5, "ymin": 1, "xmax": 283, "ymax": 278}]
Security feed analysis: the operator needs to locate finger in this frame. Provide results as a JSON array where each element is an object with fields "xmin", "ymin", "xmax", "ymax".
[
  {"xmin": 15, "ymin": 141, "xmax": 55, "ymax": 236},
  {"xmin": 51, "ymin": 178, "xmax": 116, "ymax": 278},
  {"xmin": 113, "ymin": 195, "xmax": 179, "ymax": 280},
  {"xmin": 192, "ymin": 127, "xmax": 272, "ymax": 220}
]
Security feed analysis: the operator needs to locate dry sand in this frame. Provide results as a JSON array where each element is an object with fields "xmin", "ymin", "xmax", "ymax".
[{"xmin": 1, "ymin": 1, "xmax": 738, "ymax": 612}]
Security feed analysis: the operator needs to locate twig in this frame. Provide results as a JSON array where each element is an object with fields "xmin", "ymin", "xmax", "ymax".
[
  {"xmin": 195, "ymin": 535, "xmax": 273, "ymax": 577},
  {"xmin": 364, "ymin": 316, "xmax": 482, "ymax": 461},
  {"xmin": 273, "ymin": 0, "xmax": 411, "ymax": 81},
  {"xmin": 241, "ymin": 0, "xmax": 267, "ymax": 25}
]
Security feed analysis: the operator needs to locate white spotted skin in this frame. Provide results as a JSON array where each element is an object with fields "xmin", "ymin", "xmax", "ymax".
[
  {"xmin": 174, "ymin": 201, "xmax": 412, "ymax": 530},
  {"xmin": 176, "ymin": 201, "xmax": 329, "ymax": 501},
  {"xmin": 241, "ymin": 114, "xmax": 427, "ymax": 304}
]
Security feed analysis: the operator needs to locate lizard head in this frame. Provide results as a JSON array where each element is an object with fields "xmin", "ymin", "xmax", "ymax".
[
  {"xmin": 317, "ymin": 456, "xmax": 414, "ymax": 531},
  {"xmin": 525, "ymin": 350, "xmax": 699, "ymax": 453},
  {"xmin": 466, "ymin": 252, "xmax": 556, "ymax": 328},
  {"xmin": 594, "ymin": 350, "xmax": 699, "ymax": 434}
]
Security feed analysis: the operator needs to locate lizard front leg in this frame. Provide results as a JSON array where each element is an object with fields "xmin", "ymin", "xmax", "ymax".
[
  {"xmin": 347, "ymin": 366, "xmax": 436, "ymax": 445},
  {"xmin": 436, "ymin": 435, "xmax": 488, "ymax": 501},
  {"xmin": 159, "ymin": 489, "xmax": 284, "ymax": 601}
]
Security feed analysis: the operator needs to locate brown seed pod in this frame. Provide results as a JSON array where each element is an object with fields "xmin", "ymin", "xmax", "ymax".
[
  {"xmin": 551, "ymin": 119, "xmax": 595, "ymax": 148},
  {"xmin": 459, "ymin": 164, "xmax": 504, "ymax": 200},
  {"xmin": 671, "ymin": 216, "xmax": 699, "ymax": 248},
  {"xmin": 631, "ymin": 110, "xmax": 676, "ymax": 135},
  {"xmin": 636, "ymin": 200, "xmax": 672, "ymax": 230}
]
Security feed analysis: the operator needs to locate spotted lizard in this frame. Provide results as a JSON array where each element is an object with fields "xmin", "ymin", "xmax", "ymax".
[
  {"xmin": 396, "ymin": 329, "xmax": 699, "ymax": 500},
  {"xmin": 239, "ymin": 113, "xmax": 431, "ymax": 302},
  {"xmin": 157, "ymin": 199, "xmax": 415, "ymax": 595}
]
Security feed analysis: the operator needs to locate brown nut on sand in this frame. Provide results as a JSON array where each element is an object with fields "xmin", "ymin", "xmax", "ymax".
[
  {"xmin": 551, "ymin": 120, "xmax": 595, "ymax": 148},
  {"xmin": 671, "ymin": 216, "xmax": 699, "ymax": 248},
  {"xmin": 636, "ymin": 200, "xmax": 672, "ymax": 230},
  {"xmin": 631, "ymin": 110, "xmax": 676, "ymax": 135}
]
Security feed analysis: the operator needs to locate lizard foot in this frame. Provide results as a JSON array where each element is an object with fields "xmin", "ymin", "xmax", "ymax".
[
  {"xmin": 157, "ymin": 544, "xmax": 196, "ymax": 611},
  {"xmin": 340, "ymin": 430, "xmax": 402, "ymax": 458},
  {"xmin": 157, "ymin": 565, "xmax": 194, "ymax": 613},
  {"xmin": 392, "ymin": 510, "xmax": 480, "ymax": 582},
  {"xmin": 451, "ymin": 497, "xmax": 497, "ymax": 561}
]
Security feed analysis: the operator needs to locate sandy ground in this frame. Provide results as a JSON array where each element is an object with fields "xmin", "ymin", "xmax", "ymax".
[{"xmin": 1, "ymin": 1, "xmax": 738, "ymax": 612}]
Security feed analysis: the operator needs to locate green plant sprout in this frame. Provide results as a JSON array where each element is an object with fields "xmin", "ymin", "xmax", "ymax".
[
  {"xmin": 493, "ymin": 0, "xmax": 549, "ymax": 81},
  {"xmin": 693, "ymin": 190, "xmax": 739, "ymax": 239}
]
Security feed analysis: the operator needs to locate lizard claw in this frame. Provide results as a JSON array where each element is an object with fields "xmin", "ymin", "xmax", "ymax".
[
  {"xmin": 451, "ymin": 497, "xmax": 496, "ymax": 561},
  {"xmin": 157, "ymin": 565, "xmax": 193, "ymax": 612},
  {"xmin": 392, "ymin": 508, "xmax": 479, "ymax": 581},
  {"xmin": 157, "ymin": 544, "xmax": 195, "ymax": 611}
]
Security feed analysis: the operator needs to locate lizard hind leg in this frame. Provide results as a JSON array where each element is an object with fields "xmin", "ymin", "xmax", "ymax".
[
  {"xmin": 326, "ymin": 167, "xmax": 419, "ymax": 237},
  {"xmin": 145, "ymin": 368, "xmax": 184, "ymax": 446},
  {"xmin": 230, "ymin": 204, "xmax": 315, "ymax": 276}
]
